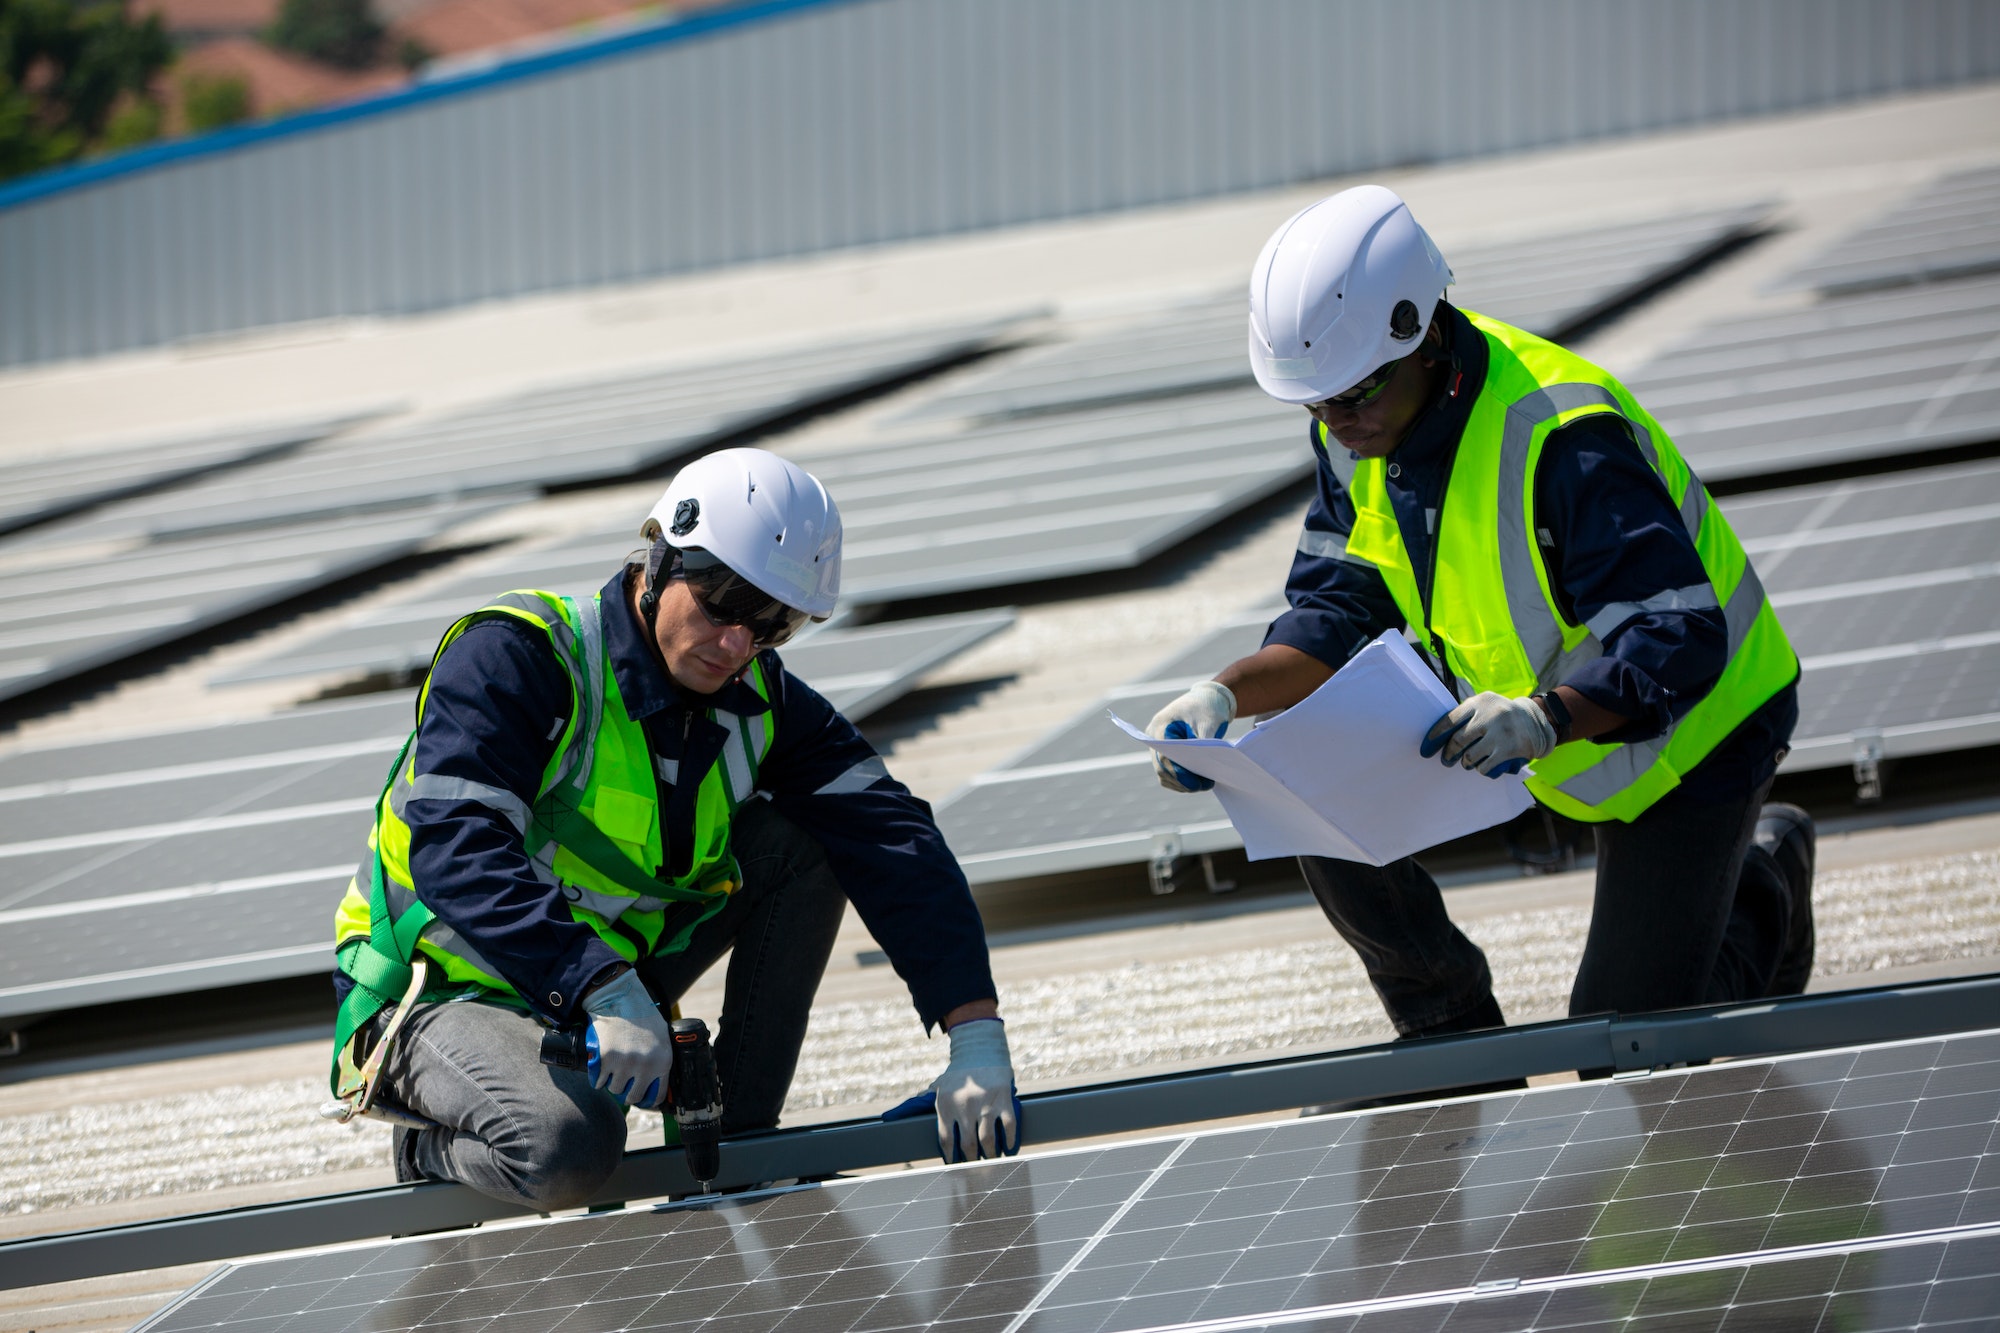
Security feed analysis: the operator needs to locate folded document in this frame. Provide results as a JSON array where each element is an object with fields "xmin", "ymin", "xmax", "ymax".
[{"xmin": 1112, "ymin": 630, "xmax": 1533, "ymax": 865}]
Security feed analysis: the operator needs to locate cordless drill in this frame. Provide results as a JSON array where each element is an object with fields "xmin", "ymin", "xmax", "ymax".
[{"xmin": 540, "ymin": 1015, "xmax": 724, "ymax": 1191}]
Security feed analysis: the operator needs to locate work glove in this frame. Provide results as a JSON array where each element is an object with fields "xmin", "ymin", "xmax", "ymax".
[
  {"xmin": 882, "ymin": 1017, "xmax": 1021, "ymax": 1163},
  {"xmin": 1420, "ymin": 692, "xmax": 1556, "ymax": 778},
  {"xmin": 581, "ymin": 968, "xmax": 674, "ymax": 1110},
  {"xmin": 1146, "ymin": 680, "xmax": 1236, "ymax": 792}
]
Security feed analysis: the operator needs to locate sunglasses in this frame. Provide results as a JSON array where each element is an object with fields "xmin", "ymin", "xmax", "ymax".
[
  {"xmin": 1308, "ymin": 358, "xmax": 1402, "ymax": 413},
  {"xmin": 676, "ymin": 548, "xmax": 815, "ymax": 649}
]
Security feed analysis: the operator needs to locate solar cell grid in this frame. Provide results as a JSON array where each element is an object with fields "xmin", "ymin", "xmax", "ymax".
[
  {"xmin": 1624, "ymin": 273, "xmax": 2000, "ymax": 481},
  {"xmin": 1774, "ymin": 162, "xmax": 2000, "ymax": 296},
  {"xmin": 0, "ymin": 500, "xmax": 502, "ymax": 704},
  {"xmin": 897, "ymin": 205, "xmax": 1767, "ymax": 426},
  {"xmin": 139, "ymin": 1030, "xmax": 2000, "ymax": 1333},
  {"xmin": 19, "ymin": 319, "xmax": 1018, "ymax": 549}
]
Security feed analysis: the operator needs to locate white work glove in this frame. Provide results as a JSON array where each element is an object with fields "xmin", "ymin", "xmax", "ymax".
[
  {"xmin": 1146, "ymin": 680, "xmax": 1237, "ymax": 793},
  {"xmin": 581, "ymin": 968, "xmax": 674, "ymax": 1110},
  {"xmin": 896, "ymin": 1017, "xmax": 1019, "ymax": 1162},
  {"xmin": 1421, "ymin": 691, "xmax": 1556, "ymax": 777}
]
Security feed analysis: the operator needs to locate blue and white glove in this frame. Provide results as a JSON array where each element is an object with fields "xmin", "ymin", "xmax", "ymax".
[
  {"xmin": 1421, "ymin": 692, "xmax": 1555, "ymax": 778},
  {"xmin": 581, "ymin": 969, "xmax": 673, "ymax": 1110},
  {"xmin": 883, "ymin": 1017, "xmax": 1021, "ymax": 1162},
  {"xmin": 1146, "ymin": 680, "xmax": 1236, "ymax": 793}
]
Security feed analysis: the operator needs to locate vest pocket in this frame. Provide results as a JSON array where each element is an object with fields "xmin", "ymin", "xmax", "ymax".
[{"xmin": 590, "ymin": 786, "xmax": 657, "ymax": 849}]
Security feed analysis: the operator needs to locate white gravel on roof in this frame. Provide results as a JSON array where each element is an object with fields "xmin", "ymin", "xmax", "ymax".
[{"xmin": 4, "ymin": 848, "xmax": 1993, "ymax": 1217}]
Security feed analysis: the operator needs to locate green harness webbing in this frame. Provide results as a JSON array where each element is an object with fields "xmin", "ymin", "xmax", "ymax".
[
  {"xmin": 329, "ymin": 735, "xmax": 436, "ymax": 1098},
  {"xmin": 327, "ymin": 749, "xmax": 736, "ymax": 1098}
]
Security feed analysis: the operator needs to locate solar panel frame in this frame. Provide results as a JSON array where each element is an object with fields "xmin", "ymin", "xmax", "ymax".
[
  {"xmin": 1772, "ymin": 162, "xmax": 2000, "ymax": 296},
  {"xmin": 0, "ymin": 498, "xmax": 510, "ymax": 705},
  {"xmin": 1621, "ymin": 273, "xmax": 2000, "ymax": 482},
  {"xmin": 132, "ymin": 1026, "xmax": 2000, "ymax": 1333},
  {"xmin": 0, "ymin": 409, "xmax": 376, "ymax": 539},
  {"xmin": 895, "ymin": 205, "xmax": 1769, "ymax": 427},
  {"xmin": 0, "ymin": 611, "xmax": 1012, "ymax": 1018},
  {"xmin": 14, "ymin": 318, "xmax": 1026, "ymax": 548},
  {"xmin": 940, "ymin": 457, "xmax": 2000, "ymax": 884}
]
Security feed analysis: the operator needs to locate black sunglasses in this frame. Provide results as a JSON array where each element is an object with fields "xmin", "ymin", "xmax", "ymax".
[
  {"xmin": 1308, "ymin": 358, "xmax": 1402, "ymax": 413},
  {"xmin": 675, "ymin": 548, "xmax": 815, "ymax": 649}
]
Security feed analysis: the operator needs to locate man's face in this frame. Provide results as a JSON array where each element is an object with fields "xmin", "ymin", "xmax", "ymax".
[
  {"xmin": 642, "ymin": 576, "xmax": 758, "ymax": 695},
  {"xmin": 1305, "ymin": 337, "xmax": 1441, "ymax": 459}
]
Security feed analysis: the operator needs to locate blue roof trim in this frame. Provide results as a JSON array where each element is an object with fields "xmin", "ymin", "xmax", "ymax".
[{"xmin": 0, "ymin": 0, "xmax": 864, "ymax": 212}]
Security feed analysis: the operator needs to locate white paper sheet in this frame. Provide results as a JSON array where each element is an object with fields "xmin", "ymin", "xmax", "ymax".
[{"xmin": 1112, "ymin": 630, "xmax": 1533, "ymax": 865}]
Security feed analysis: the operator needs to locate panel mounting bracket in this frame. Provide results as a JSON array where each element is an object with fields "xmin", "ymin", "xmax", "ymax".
[{"xmin": 1851, "ymin": 728, "xmax": 1885, "ymax": 803}]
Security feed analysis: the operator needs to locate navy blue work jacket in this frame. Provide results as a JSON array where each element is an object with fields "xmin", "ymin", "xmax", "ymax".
[
  {"xmin": 1265, "ymin": 303, "xmax": 1796, "ymax": 804},
  {"xmin": 336, "ymin": 570, "xmax": 997, "ymax": 1031}
]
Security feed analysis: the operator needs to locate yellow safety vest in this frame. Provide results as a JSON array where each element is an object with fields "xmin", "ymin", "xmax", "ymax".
[
  {"xmin": 329, "ymin": 589, "xmax": 772, "ymax": 1091},
  {"xmin": 1331, "ymin": 312, "xmax": 1798, "ymax": 822}
]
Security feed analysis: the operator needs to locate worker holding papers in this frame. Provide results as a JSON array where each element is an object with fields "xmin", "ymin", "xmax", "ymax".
[
  {"xmin": 1116, "ymin": 631, "xmax": 1531, "ymax": 867},
  {"xmin": 1136, "ymin": 186, "xmax": 1813, "ymax": 1066}
]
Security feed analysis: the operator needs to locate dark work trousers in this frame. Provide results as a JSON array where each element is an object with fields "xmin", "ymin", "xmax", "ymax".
[
  {"xmin": 371, "ymin": 800, "xmax": 847, "ymax": 1210},
  {"xmin": 1300, "ymin": 776, "xmax": 1787, "ymax": 1037}
]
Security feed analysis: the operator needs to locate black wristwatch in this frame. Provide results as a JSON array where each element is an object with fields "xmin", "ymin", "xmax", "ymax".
[{"xmin": 1535, "ymin": 690, "xmax": 1573, "ymax": 746}]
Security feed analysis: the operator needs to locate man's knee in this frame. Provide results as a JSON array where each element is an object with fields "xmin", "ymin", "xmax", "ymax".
[
  {"xmin": 732, "ymin": 801, "xmax": 833, "ymax": 881},
  {"xmin": 505, "ymin": 1090, "xmax": 629, "ymax": 1211}
]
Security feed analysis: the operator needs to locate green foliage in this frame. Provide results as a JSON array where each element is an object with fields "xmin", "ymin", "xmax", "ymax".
[
  {"xmin": 99, "ymin": 88, "xmax": 159, "ymax": 147},
  {"xmin": 268, "ymin": 0, "xmax": 382, "ymax": 70},
  {"xmin": 0, "ymin": 0, "xmax": 172, "ymax": 181},
  {"xmin": 180, "ymin": 69, "xmax": 248, "ymax": 131},
  {"xmin": 392, "ymin": 34, "xmax": 429, "ymax": 72}
]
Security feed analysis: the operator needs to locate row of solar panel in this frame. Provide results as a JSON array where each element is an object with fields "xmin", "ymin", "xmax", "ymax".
[
  {"xmin": 0, "ymin": 183, "xmax": 1994, "ymax": 1021},
  {"xmin": 139, "ymin": 1027, "xmax": 2000, "ymax": 1333},
  {"xmin": 935, "ymin": 455, "xmax": 2000, "ymax": 884},
  {"xmin": 4, "ymin": 194, "xmax": 1992, "ymax": 711},
  {"xmin": 0, "ymin": 610, "xmax": 1011, "ymax": 1019}
]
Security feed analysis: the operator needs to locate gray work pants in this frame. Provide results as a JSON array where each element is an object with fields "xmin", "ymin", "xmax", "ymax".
[
  {"xmin": 366, "ymin": 800, "xmax": 848, "ymax": 1210},
  {"xmin": 1299, "ymin": 777, "xmax": 1790, "ymax": 1037}
]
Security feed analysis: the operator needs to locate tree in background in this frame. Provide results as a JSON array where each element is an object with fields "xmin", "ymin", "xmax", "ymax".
[
  {"xmin": 268, "ymin": 0, "xmax": 381, "ymax": 70},
  {"xmin": 0, "ymin": 0, "xmax": 171, "ymax": 182},
  {"xmin": 179, "ymin": 69, "xmax": 248, "ymax": 131}
]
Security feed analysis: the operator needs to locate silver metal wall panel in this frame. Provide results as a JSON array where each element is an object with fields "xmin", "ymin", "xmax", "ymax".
[{"xmin": 5, "ymin": 0, "xmax": 1996, "ymax": 366}]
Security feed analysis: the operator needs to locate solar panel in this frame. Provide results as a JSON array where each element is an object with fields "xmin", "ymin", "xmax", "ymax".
[
  {"xmin": 937, "ymin": 612, "xmax": 1276, "ymax": 886},
  {"xmin": 23, "ymin": 318, "xmax": 1021, "ymax": 547},
  {"xmin": 804, "ymin": 389, "xmax": 1308, "ymax": 604},
  {"xmin": 211, "ymin": 520, "xmax": 1014, "ymax": 698},
  {"xmin": 137, "ymin": 1027, "xmax": 2000, "ymax": 1333},
  {"xmin": 897, "ymin": 205, "xmax": 1768, "ymax": 425},
  {"xmin": 0, "ymin": 410, "xmax": 372, "ymax": 540},
  {"xmin": 940, "ymin": 458, "xmax": 2000, "ymax": 886},
  {"xmin": 0, "ymin": 500, "xmax": 505, "ymax": 705},
  {"xmin": 0, "ymin": 612, "xmax": 1011, "ymax": 1018},
  {"xmin": 1621, "ymin": 272, "xmax": 2000, "ymax": 481},
  {"xmin": 1774, "ymin": 162, "xmax": 2000, "ymax": 296}
]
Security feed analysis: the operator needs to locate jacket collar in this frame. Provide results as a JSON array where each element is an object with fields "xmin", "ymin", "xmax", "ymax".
[
  {"xmin": 1386, "ymin": 301, "xmax": 1489, "ymax": 475},
  {"xmin": 598, "ymin": 569, "xmax": 770, "ymax": 720}
]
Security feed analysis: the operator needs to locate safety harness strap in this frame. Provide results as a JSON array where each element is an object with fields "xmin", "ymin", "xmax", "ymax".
[{"xmin": 329, "ymin": 735, "xmax": 437, "ymax": 1097}]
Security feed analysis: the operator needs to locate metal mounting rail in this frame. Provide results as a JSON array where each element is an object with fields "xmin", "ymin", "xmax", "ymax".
[{"xmin": 5, "ymin": 973, "xmax": 1996, "ymax": 1290}]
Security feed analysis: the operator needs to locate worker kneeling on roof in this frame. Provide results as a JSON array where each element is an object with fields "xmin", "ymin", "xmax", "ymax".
[
  {"xmin": 329, "ymin": 447, "xmax": 1016, "ymax": 1208},
  {"xmin": 1151, "ymin": 186, "xmax": 1815, "ymax": 1053}
]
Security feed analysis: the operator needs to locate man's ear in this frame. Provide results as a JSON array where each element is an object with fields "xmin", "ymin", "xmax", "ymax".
[{"xmin": 1418, "ymin": 317, "xmax": 1448, "ymax": 364}]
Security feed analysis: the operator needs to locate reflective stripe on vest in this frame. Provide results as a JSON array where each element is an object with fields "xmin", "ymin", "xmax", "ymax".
[
  {"xmin": 1332, "ymin": 313, "xmax": 1798, "ymax": 822},
  {"xmin": 333, "ymin": 587, "xmax": 777, "ymax": 998}
]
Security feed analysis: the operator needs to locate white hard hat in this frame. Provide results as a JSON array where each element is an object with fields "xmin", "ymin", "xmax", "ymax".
[
  {"xmin": 1247, "ymin": 185, "xmax": 1454, "ymax": 405},
  {"xmin": 641, "ymin": 447, "xmax": 842, "ymax": 619}
]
